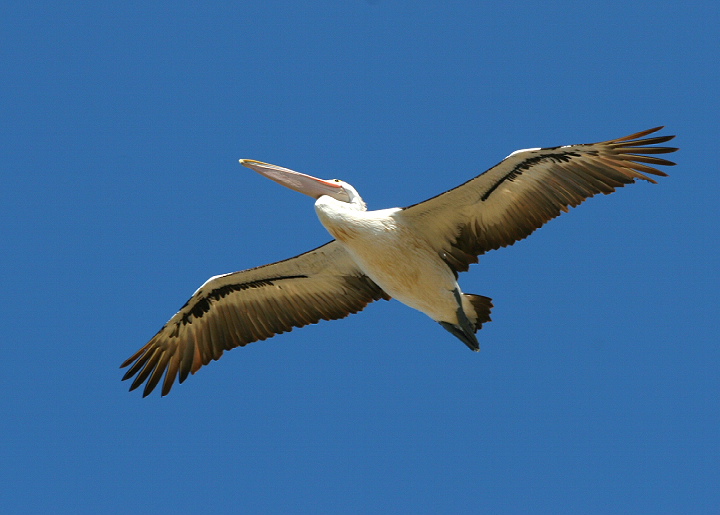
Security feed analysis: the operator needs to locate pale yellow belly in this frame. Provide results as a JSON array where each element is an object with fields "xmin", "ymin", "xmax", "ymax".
[
  {"xmin": 316, "ymin": 203, "xmax": 464, "ymax": 323},
  {"xmin": 338, "ymin": 228, "xmax": 461, "ymax": 322}
]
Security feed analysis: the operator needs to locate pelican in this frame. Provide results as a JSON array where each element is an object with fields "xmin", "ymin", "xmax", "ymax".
[{"xmin": 121, "ymin": 127, "xmax": 677, "ymax": 396}]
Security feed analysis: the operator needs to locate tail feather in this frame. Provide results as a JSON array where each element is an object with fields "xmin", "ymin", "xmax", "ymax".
[
  {"xmin": 438, "ymin": 290, "xmax": 494, "ymax": 352},
  {"xmin": 465, "ymin": 294, "xmax": 493, "ymax": 331}
]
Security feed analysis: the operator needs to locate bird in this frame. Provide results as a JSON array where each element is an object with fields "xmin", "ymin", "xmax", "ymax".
[{"xmin": 121, "ymin": 127, "xmax": 677, "ymax": 396}]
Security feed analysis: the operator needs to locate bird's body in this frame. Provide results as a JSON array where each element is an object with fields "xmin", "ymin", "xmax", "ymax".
[
  {"xmin": 122, "ymin": 127, "xmax": 677, "ymax": 396},
  {"xmin": 316, "ymin": 200, "xmax": 464, "ymax": 326}
]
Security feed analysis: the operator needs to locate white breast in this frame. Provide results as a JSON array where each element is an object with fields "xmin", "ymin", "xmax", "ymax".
[{"xmin": 315, "ymin": 198, "xmax": 461, "ymax": 322}]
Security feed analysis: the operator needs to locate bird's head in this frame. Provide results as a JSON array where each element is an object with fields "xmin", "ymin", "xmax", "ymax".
[{"xmin": 240, "ymin": 159, "xmax": 366, "ymax": 210}]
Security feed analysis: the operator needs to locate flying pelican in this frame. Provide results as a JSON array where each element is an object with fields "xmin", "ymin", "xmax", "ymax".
[{"xmin": 121, "ymin": 127, "xmax": 677, "ymax": 396}]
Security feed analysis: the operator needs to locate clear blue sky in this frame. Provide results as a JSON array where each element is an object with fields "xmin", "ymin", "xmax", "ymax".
[{"xmin": 2, "ymin": 2, "xmax": 718, "ymax": 513}]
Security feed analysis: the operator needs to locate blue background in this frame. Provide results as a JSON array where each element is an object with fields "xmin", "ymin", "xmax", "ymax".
[{"xmin": 2, "ymin": 2, "xmax": 718, "ymax": 513}]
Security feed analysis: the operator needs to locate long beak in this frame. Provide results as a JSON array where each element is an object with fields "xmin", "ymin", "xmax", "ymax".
[{"xmin": 239, "ymin": 159, "xmax": 343, "ymax": 199}]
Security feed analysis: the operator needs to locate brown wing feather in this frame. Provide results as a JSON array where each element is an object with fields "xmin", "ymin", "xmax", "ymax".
[
  {"xmin": 401, "ymin": 127, "xmax": 677, "ymax": 274},
  {"xmin": 121, "ymin": 241, "xmax": 389, "ymax": 397}
]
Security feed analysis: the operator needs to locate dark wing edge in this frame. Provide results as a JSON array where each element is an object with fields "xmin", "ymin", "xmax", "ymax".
[
  {"xmin": 120, "ymin": 241, "xmax": 390, "ymax": 397},
  {"xmin": 402, "ymin": 126, "xmax": 677, "ymax": 276}
]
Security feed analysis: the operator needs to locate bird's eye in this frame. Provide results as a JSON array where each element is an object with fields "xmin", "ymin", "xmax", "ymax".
[{"xmin": 333, "ymin": 179, "xmax": 341, "ymax": 183}]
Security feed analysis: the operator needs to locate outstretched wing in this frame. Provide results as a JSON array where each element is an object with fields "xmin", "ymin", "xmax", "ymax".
[
  {"xmin": 400, "ymin": 127, "xmax": 677, "ymax": 274},
  {"xmin": 121, "ymin": 241, "xmax": 390, "ymax": 397}
]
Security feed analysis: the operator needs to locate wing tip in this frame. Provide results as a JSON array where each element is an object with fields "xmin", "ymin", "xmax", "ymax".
[{"xmin": 612, "ymin": 125, "xmax": 669, "ymax": 143}]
